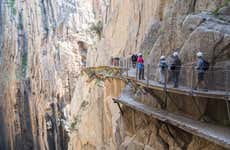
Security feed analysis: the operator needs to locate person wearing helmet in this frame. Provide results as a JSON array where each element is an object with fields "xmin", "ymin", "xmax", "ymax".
[
  {"xmin": 137, "ymin": 53, "xmax": 145, "ymax": 80},
  {"xmin": 159, "ymin": 56, "xmax": 168, "ymax": 84},
  {"xmin": 170, "ymin": 51, "xmax": 181, "ymax": 88},
  {"xmin": 195, "ymin": 51, "xmax": 207, "ymax": 90}
]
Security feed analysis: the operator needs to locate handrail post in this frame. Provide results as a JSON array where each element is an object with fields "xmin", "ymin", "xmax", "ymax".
[
  {"xmin": 126, "ymin": 59, "xmax": 129, "ymax": 77},
  {"xmin": 163, "ymin": 69, "xmax": 168, "ymax": 109},
  {"xmin": 136, "ymin": 65, "xmax": 138, "ymax": 80},
  {"xmin": 226, "ymin": 66, "xmax": 230, "ymax": 95},
  {"xmin": 147, "ymin": 64, "xmax": 150, "ymax": 87},
  {"xmin": 225, "ymin": 66, "xmax": 230, "ymax": 121},
  {"xmin": 191, "ymin": 65, "xmax": 195, "ymax": 91}
]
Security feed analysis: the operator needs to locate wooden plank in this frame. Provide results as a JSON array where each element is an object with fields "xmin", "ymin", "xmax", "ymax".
[{"xmin": 113, "ymin": 97, "xmax": 230, "ymax": 149}]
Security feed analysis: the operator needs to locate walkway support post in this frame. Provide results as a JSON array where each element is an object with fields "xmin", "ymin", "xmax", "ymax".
[
  {"xmin": 113, "ymin": 100, "xmax": 124, "ymax": 115},
  {"xmin": 126, "ymin": 58, "xmax": 129, "ymax": 77},
  {"xmin": 225, "ymin": 66, "xmax": 230, "ymax": 94},
  {"xmin": 163, "ymin": 70, "xmax": 168, "ymax": 109},
  {"xmin": 191, "ymin": 65, "xmax": 195, "ymax": 92},
  {"xmin": 225, "ymin": 66, "xmax": 230, "ymax": 121},
  {"xmin": 147, "ymin": 64, "xmax": 150, "ymax": 87}
]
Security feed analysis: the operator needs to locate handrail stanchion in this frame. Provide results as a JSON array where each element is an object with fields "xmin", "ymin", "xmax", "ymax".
[
  {"xmin": 126, "ymin": 59, "xmax": 128, "ymax": 77},
  {"xmin": 225, "ymin": 67, "xmax": 228, "ymax": 94},
  {"xmin": 147, "ymin": 64, "xmax": 150, "ymax": 87},
  {"xmin": 191, "ymin": 65, "xmax": 195, "ymax": 92},
  {"xmin": 163, "ymin": 69, "xmax": 168, "ymax": 109},
  {"xmin": 119, "ymin": 59, "xmax": 122, "ymax": 76},
  {"xmin": 226, "ymin": 66, "xmax": 230, "ymax": 95},
  {"xmin": 225, "ymin": 66, "xmax": 230, "ymax": 121}
]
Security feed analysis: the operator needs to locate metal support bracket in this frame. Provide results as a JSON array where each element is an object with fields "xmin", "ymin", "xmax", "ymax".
[{"xmin": 114, "ymin": 101, "xmax": 124, "ymax": 115}]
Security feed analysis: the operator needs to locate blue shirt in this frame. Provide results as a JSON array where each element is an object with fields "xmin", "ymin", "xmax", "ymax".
[{"xmin": 197, "ymin": 58, "xmax": 204, "ymax": 73}]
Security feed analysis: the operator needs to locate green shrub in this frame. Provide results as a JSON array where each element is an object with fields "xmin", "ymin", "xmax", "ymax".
[
  {"xmin": 8, "ymin": 0, "xmax": 16, "ymax": 15},
  {"xmin": 212, "ymin": 0, "xmax": 230, "ymax": 16},
  {"xmin": 90, "ymin": 21, "xmax": 103, "ymax": 39}
]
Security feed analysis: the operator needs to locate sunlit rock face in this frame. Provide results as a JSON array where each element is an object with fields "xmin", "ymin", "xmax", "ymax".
[
  {"xmin": 0, "ymin": 0, "xmax": 96, "ymax": 149},
  {"xmin": 88, "ymin": 0, "xmax": 230, "ymax": 68},
  {"xmin": 75, "ymin": 0, "xmax": 230, "ymax": 149},
  {"xmin": 0, "ymin": 0, "xmax": 230, "ymax": 149}
]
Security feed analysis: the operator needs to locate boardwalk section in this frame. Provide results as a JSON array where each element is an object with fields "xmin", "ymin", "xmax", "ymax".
[{"xmin": 113, "ymin": 88, "xmax": 230, "ymax": 149}]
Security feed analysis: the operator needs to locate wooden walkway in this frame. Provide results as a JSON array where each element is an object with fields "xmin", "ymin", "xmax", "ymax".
[
  {"xmin": 83, "ymin": 66, "xmax": 230, "ymax": 100},
  {"xmin": 125, "ymin": 68, "xmax": 230, "ymax": 100},
  {"xmin": 113, "ymin": 88, "xmax": 230, "ymax": 149},
  {"xmin": 83, "ymin": 66, "xmax": 230, "ymax": 148}
]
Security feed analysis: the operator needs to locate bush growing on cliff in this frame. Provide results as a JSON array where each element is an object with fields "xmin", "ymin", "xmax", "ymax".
[
  {"xmin": 212, "ymin": 0, "xmax": 230, "ymax": 16},
  {"xmin": 8, "ymin": 0, "xmax": 16, "ymax": 15},
  {"xmin": 90, "ymin": 21, "xmax": 103, "ymax": 39}
]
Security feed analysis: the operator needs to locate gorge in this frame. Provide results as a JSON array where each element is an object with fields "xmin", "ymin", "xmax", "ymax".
[{"xmin": 0, "ymin": 0, "xmax": 230, "ymax": 150}]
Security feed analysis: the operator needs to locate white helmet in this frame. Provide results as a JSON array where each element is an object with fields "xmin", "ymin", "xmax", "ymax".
[
  {"xmin": 160, "ymin": 56, "xmax": 165, "ymax": 60},
  {"xmin": 138, "ymin": 52, "xmax": 142, "ymax": 56},
  {"xmin": 173, "ymin": 52, "xmax": 179, "ymax": 57},
  {"xmin": 197, "ymin": 51, "xmax": 203, "ymax": 57}
]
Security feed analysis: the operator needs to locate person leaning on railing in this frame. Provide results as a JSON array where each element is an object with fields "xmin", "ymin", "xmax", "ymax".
[
  {"xmin": 170, "ymin": 52, "xmax": 182, "ymax": 88},
  {"xmin": 137, "ymin": 53, "xmax": 145, "ymax": 80},
  {"xmin": 131, "ymin": 54, "xmax": 138, "ymax": 68},
  {"xmin": 159, "ymin": 56, "xmax": 168, "ymax": 84},
  {"xmin": 194, "ymin": 51, "xmax": 209, "ymax": 91}
]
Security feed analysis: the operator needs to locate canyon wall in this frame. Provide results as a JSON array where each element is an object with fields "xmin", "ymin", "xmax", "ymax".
[
  {"xmin": 0, "ymin": 0, "xmax": 96, "ymax": 149},
  {"xmin": 70, "ymin": 0, "xmax": 230, "ymax": 149},
  {"xmin": 0, "ymin": 0, "xmax": 229, "ymax": 149}
]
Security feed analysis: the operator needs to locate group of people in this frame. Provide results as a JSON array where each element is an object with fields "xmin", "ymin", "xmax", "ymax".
[
  {"xmin": 131, "ymin": 53, "xmax": 145, "ymax": 80},
  {"xmin": 131, "ymin": 51, "xmax": 208, "ymax": 90}
]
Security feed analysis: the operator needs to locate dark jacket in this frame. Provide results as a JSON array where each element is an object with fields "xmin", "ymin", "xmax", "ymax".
[
  {"xmin": 131, "ymin": 55, "xmax": 138, "ymax": 62},
  {"xmin": 170, "ymin": 56, "xmax": 181, "ymax": 71}
]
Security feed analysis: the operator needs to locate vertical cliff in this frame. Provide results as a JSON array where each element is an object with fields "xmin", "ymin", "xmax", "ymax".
[
  {"xmin": 0, "ymin": 0, "xmax": 229, "ymax": 149},
  {"xmin": 70, "ymin": 0, "xmax": 230, "ymax": 149},
  {"xmin": 0, "ymin": 0, "xmax": 97, "ymax": 149}
]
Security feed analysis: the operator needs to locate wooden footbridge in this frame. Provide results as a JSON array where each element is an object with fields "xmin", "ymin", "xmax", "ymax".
[{"xmin": 82, "ymin": 65, "xmax": 230, "ymax": 149}]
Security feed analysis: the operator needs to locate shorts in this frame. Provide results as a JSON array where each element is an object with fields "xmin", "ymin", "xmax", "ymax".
[{"xmin": 198, "ymin": 72, "xmax": 204, "ymax": 81}]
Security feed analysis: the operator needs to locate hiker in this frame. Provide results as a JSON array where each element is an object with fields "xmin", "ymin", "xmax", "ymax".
[
  {"xmin": 137, "ymin": 53, "xmax": 145, "ymax": 80},
  {"xmin": 195, "ymin": 51, "xmax": 209, "ymax": 91},
  {"xmin": 170, "ymin": 52, "xmax": 181, "ymax": 88},
  {"xmin": 159, "ymin": 56, "xmax": 168, "ymax": 84},
  {"xmin": 131, "ymin": 54, "xmax": 138, "ymax": 68}
]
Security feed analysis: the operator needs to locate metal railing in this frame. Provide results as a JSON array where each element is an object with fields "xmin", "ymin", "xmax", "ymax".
[{"xmin": 111, "ymin": 57, "xmax": 230, "ymax": 94}]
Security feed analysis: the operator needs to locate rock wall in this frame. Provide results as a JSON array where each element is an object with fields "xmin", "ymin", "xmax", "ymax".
[
  {"xmin": 76, "ymin": 0, "xmax": 230, "ymax": 149},
  {"xmin": 0, "ymin": 0, "xmax": 96, "ymax": 149},
  {"xmin": 0, "ymin": 0, "xmax": 229, "ymax": 149},
  {"xmin": 87, "ymin": 0, "xmax": 230, "ymax": 67},
  {"xmin": 68, "ymin": 73, "xmax": 126, "ymax": 149}
]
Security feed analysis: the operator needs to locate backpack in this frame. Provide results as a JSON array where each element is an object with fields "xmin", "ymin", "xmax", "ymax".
[
  {"xmin": 202, "ymin": 59, "xmax": 209, "ymax": 71},
  {"xmin": 160, "ymin": 62, "xmax": 168, "ymax": 70}
]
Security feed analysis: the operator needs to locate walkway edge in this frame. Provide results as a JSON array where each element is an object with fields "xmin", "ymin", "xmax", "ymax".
[{"xmin": 113, "ymin": 97, "xmax": 230, "ymax": 149}]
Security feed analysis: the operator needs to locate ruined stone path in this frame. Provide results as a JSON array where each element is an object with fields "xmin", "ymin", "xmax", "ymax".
[{"xmin": 113, "ymin": 86, "xmax": 230, "ymax": 149}]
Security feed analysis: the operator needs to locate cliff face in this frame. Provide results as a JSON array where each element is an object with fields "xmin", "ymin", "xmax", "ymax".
[
  {"xmin": 88, "ymin": 0, "xmax": 230, "ymax": 67},
  {"xmin": 71, "ymin": 0, "xmax": 230, "ymax": 149},
  {"xmin": 0, "ymin": 0, "xmax": 230, "ymax": 150},
  {"xmin": 0, "ymin": 0, "xmax": 95, "ymax": 149}
]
